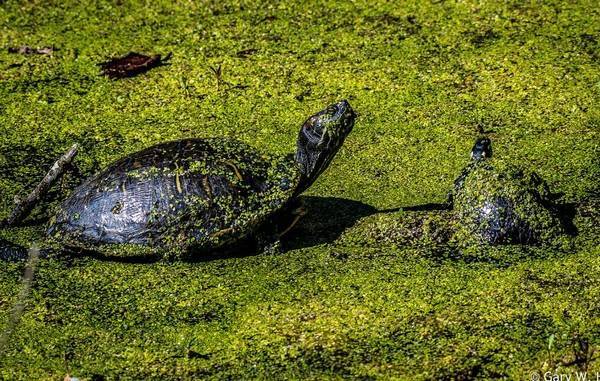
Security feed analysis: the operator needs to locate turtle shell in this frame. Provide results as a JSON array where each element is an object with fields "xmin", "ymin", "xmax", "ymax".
[
  {"xmin": 47, "ymin": 138, "xmax": 301, "ymax": 254},
  {"xmin": 453, "ymin": 162, "xmax": 563, "ymax": 245}
]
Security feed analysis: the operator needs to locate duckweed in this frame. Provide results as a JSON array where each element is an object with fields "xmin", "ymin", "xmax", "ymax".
[{"xmin": 0, "ymin": 0, "xmax": 599, "ymax": 379}]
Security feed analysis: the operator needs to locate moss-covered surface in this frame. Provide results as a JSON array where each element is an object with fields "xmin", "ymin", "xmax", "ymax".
[{"xmin": 0, "ymin": 0, "xmax": 599, "ymax": 378}]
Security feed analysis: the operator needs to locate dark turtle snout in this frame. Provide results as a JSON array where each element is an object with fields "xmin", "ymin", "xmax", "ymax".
[
  {"xmin": 332, "ymin": 99, "xmax": 356, "ymax": 135},
  {"xmin": 471, "ymin": 137, "xmax": 492, "ymax": 161},
  {"xmin": 300, "ymin": 100, "xmax": 356, "ymax": 148}
]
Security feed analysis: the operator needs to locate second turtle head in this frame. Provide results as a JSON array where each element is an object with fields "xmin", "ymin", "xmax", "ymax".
[{"xmin": 470, "ymin": 137, "xmax": 492, "ymax": 161}]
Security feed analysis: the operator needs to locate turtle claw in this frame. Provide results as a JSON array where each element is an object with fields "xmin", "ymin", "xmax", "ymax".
[
  {"xmin": 261, "ymin": 239, "xmax": 283, "ymax": 255},
  {"xmin": 256, "ymin": 234, "xmax": 283, "ymax": 255},
  {"xmin": 279, "ymin": 205, "xmax": 307, "ymax": 237}
]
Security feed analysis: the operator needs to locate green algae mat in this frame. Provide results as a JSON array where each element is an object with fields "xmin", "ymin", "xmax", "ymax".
[{"xmin": 1, "ymin": 0, "xmax": 599, "ymax": 379}]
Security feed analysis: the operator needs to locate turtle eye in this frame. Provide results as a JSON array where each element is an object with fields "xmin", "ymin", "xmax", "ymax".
[{"xmin": 306, "ymin": 118, "xmax": 324, "ymax": 135}]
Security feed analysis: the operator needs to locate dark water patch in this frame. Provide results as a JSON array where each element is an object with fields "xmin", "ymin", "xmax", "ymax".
[
  {"xmin": 466, "ymin": 29, "xmax": 500, "ymax": 48},
  {"xmin": 554, "ymin": 202, "xmax": 578, "ymax": 236},
  {"xmin": 575, "ymin": 33, "xmax": 600, "ymax": 62},
  {"xmin": 98, "ymin": 52, "xmax": 172, "ymax": 79}
]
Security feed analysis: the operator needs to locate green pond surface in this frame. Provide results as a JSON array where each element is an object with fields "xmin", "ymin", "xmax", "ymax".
[{"xmin": 0, "ymin": 0, "xmax": 599, "ymax": 379}]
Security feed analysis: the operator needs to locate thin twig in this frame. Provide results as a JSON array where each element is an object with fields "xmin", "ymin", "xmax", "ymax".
[
  {"xmin": 3, "ymin": 143, "xmax": 78, "ymax": 227},
  {"xmin": 0, "ymin": 243, "xmax": 40, "ymax": 355}
]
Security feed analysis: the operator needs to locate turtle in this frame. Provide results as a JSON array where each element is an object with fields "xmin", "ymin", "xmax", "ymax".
[
  {"xmin": 2, "ymin": 100, "xmax": 356, "ymax": 260},
  {"xmin": 340, "ymin": 137, "xmax": 595, "ymax": 254},
  {"xmin": 448, "ymin": 137, "xmax": 565, "ymax": 245},
  {"xmin": 339, "ymin": 137, "xmax": 568, "ymax": 252}
]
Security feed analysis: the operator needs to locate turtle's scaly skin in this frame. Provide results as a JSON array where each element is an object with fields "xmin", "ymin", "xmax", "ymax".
[
  {"xmin": 48, "ymin": 138, "xmax": 300, "ymax": 255},
  {"xmin": 453, "ymin": 162, "xmax": 564, "ymax": 245}
]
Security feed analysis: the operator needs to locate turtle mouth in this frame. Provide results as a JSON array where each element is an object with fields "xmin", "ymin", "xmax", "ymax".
[{"xmin": 329, "ymin": 100, "xmax": 355, "ymax": 131}]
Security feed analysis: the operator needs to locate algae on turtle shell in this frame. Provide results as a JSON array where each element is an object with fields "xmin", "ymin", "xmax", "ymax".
[
  {"xmin": 1, "ymin": 0, "xmax": 599, "ymax": 378},
  {"xmin": 453, "ymin": 162, "xmax": 565, "ymax": 246}
]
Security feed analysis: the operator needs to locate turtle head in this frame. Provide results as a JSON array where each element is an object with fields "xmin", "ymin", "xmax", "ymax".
[
  {"xmin": 294, "ymin": 100, "xmax": 356, "ymax": 194},
  {"xmin": 470, "ymin": 137, "xmax": 492, "ymax": 161}
]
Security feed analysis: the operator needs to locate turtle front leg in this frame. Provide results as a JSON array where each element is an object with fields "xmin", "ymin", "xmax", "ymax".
[
  {"xmin": 256, "ymin": 233, "xmax": 283, "ymax": 255},
  {"xmin": 278, "ymin": 205, "xmax": 307, "ymax": 237},
  {"xmin": 256, "ymin": 203, "xmax": 307, "ymax": 255}
]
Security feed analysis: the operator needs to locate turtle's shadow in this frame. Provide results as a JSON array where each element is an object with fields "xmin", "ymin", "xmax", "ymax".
[
  {"xmin": 284, "ymin": 198, "xmax": 452, "ymax": 249},
  {"xmin": 284, "ymin": 196, "xmax": 381, "ymax": 250},
  {"xmin": 184, "ymin": 196, "xmax": 381, "ymax": 263}
]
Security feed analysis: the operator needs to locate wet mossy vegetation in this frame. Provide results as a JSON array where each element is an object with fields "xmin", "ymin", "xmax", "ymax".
[{"xmin": 1, "ymin": 0, "xmax": 599, "ymax": 379}]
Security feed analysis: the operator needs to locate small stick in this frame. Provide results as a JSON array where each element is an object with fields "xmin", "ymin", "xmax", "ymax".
[
  {"xmin": 3, "ymin": 143, "xmax": 78, "ymax": 227},
  {"xmin": 0, "ymin": 243, "xmax": 40, "ymax": 354}
]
